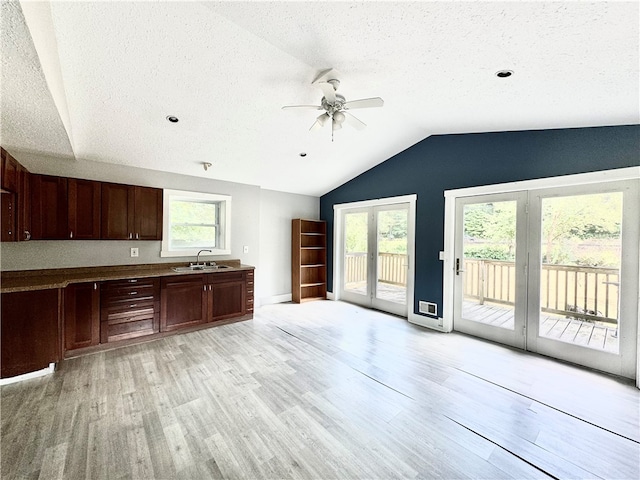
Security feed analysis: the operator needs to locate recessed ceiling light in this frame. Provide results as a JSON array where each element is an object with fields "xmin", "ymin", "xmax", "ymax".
[
  {"xmin": 495, "ymin": 70, "xmax": 513, "ymax": 78},
  {"xmin": 166, "ymin": 115, "xmax": 179, "ymax": 123},
  {"xmin": 299, "ymin": 152, "xmax": 307, "ymax": 157}
]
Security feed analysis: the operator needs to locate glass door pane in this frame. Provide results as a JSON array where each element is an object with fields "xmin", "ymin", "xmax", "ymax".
[
  {"xmin": 461, "ymin": 200, "xmax": 517, "ymax": 330},
  {"xmin": 372, "ymin": 206, "xmax": 409, "ymax": 316},
  {"xmin": 454, "ymin": 192, "xmax": 527, "ymax": 349},
  {"xmin": 343, "ymin": 211, "xmax": 369, "ymax": 299},
  {"xmin": 538, "ymin": 192, "xmax": 622, "ymax": 353}
]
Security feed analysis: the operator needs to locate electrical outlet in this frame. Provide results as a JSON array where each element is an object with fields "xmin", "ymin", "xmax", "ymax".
[
  {"xmin": 130, "ymin": 247, "xmax": 139, "ymax": 258},
  {"xmin": 243, "ymin": 245, "xmax": 249, "ymax": 253}
]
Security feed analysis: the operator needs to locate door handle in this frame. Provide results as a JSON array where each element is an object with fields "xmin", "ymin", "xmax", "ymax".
[{"xmin": 456, "ymin": 258, "xmax": 465, "ymax": 275}]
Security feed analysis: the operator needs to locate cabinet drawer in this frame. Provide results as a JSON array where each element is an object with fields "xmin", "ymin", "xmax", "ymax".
[
  {"xmin": 102, "ymin": 315, "xmax": 158, "ymax": 343},
  {"xmin": 101, "ymin": 278, "xmax": 159, "ymax": 303},
  {"xmin": 100, "ymin": 278, "xmax": 160, "ymax": 343}
]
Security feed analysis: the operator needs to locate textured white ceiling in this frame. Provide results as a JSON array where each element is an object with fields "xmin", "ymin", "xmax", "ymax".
[{"xmin": 2, "ymin": 1, "xmax": 639, "ymax": 196}]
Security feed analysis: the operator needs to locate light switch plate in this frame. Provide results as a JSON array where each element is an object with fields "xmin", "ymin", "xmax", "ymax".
[
  {"xmin": 243, "ymin": 246, "xmax": 249, "ymax": 253},
  {"xmin": 130, "ymin": 247, "xmax": 139, "ymax": 258}
]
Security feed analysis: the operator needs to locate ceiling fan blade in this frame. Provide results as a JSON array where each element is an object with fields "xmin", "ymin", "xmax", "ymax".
[
  {"xmin": 316, "ymin": 82, "xmax": 336, "ymax": 104},
  {"xmin": 343, "ymin": 111, "xmax": 367, "ymax": 131},
  {"xmin": 309, "ymin": 113, "xmax": 330, "ymax": 132},
  {"xmin": 282, "ymin": 105, "xmax": 323, "ymax": 110},
  {"xmin": 343, "ymin": 97, "xmax": 384, "ymax": 109}
]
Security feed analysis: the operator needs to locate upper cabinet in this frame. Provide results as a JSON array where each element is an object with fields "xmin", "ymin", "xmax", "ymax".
[
  {"xmin": 31, "ymin": 174, "xmax": 68, "ymax": 240},
  {"xmin": 68, "ymin": 178, "xmax": 101, "ymax": 239},
  {"xmin": 1, "ymin": 148, "xmax": 31, "ymax": 242},
  {"xmin": 1, "ymin": 146, "xmax": 162, "ymax": 242},
  {"xmin": 102, "ymin": 183, "xmax": 162, "ymax": 240},
  {"xmin": 31, "ymin": 175, "xmax": 102, "ymax": 240}
]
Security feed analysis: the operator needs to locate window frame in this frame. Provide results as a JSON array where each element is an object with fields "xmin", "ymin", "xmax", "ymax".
[{"xmin": 161, "ymin": 189, "xmax": 231, "ymax": 257}]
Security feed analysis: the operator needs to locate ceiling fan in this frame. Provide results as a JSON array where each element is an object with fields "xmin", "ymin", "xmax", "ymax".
[{"xmin": 282, "ymin": 69, "xmax": 384, "ymax": 140}]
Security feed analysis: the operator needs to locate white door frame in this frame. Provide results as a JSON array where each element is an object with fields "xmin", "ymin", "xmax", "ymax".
[
  {"xmin": 333, "ymin": 195, "xmax": 416, "ymax": 318},
  {"xmin": 442, "ymin": 167, "xmax": 640, "ymax": 385}
]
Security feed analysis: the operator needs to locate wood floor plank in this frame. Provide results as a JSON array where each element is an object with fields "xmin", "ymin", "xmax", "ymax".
[{"xmin": 2, "ymin": 300, "xmax": 639, "ymax": 479}]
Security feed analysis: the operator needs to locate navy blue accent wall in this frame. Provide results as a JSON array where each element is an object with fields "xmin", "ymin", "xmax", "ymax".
[{"xmin": 320, "ymin": 125, "xmax": 639, "ymax": 317}]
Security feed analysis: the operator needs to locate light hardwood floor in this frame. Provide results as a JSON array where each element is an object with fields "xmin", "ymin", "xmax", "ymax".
[{"xmin": 2, "ymin": 301, "xmax": 639, "ymax": 479}]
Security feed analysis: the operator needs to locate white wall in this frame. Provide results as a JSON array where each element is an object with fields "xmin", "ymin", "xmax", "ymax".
[
  {"xmin": 258, "ymin": 189, "xmax": 319, "ymax": 305},
  {"xmin": 0, "ymin": 151, "xmax": 320, "ymax": 305}
]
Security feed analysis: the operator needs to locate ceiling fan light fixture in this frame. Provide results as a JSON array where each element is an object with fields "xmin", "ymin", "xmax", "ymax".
[{"xmin": 333, "ymin": 111, "xmax": 346, "ymax": 124}]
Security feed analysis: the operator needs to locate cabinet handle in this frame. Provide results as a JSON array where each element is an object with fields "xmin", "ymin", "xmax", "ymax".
[
  {"xmin": 24, "ymin": 230, "xmax": 31, "ymax": 241},
  {"xmin": 129, "ymin": 233, "xmax": 133, "ymax": 239},
  {"xmin": 136, "ymin": 233, "xmax": 139, "ymax": 239},
  {"xmin": 130, "ymin": 304, "xmax": 136, "ymax": 308},
  {"xmin": 94, "ymin": 283, "xmax": 97, "ymax": 290},
  {"xmin": 128, "ymin": 279, "xmax": 137, "ymax": 283},
  {"xmin": 70, "ymin": 231, "xmax": 74, "ymax": 239},
  {"xmin": 203, "ymin": 285, "xmax": 206, "ymax": 291},
  {"xmin": 129, "ymin": 291, "xmax": 138, "ymax": 295},
  {"xmin": 209, "ymin": 285, "xmax": 212, "ymax": 291}
]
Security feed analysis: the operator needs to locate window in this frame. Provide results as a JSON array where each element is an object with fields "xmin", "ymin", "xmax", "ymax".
[{"xmin": 161, "ymin": 189, "xmax": 231, "ymax": 257}]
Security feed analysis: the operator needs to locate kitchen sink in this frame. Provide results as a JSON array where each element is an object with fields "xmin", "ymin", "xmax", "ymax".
[{"xmin": 172, "ymin": 264, "xmax": 232, "ymax": 273}]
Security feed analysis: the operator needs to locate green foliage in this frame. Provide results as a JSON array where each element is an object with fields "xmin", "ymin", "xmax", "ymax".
[{"xmin": 464, "ymin": 245, "xmax": 513, "ymax": 261}]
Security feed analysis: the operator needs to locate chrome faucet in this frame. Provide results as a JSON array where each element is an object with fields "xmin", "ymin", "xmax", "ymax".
[{"xmin": 193, "ymin": 249, "xmax": 212, "ymax": 266}]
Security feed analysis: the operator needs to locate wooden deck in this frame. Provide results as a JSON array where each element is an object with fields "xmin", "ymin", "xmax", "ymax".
[{"xmin": 462, "ymin": 300, "xmax": 619, "ymax": 353}]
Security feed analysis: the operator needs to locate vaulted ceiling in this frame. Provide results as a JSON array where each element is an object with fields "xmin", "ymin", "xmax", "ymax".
[{"xmin": 2, "ymin": 1, "xmax": 638, "ymax": 196}]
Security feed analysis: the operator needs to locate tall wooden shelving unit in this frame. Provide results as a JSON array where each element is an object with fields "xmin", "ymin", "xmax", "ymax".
[{"xmin": 292, "ymin": 219, "xmax": 327, "ymax": 303}]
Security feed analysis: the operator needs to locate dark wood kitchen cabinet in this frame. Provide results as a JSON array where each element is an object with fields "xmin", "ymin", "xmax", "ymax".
[
  {"xmin": 68, "ymin": 178, "xmax": 101, "ymax": 239},
  {"xmin": 0, "ymin": 148, "xmax": 31, "ymax": 242},
  {"xmin": 100, "ymin": 278, "xmax": 160, "ymax": 343},
  {"xmin": 31, "ymin": 175, "xmax": 101, "ymax": 240},
  {"xmin": 160, "ymin": 275, "xmax": 207, "ymax": 331},
  {"xmin": 31, "ymin": 174, "xmax": 68, "ymax": 239},
  {"xmin": 1, "ymin": 289, "xmax": 62, "ymax": 378},
  {"xmin": 206, "ymin": 271, "xmax": 247, "ymax": 321},
  {"xmin": 65, "ymin": 282, "xmax": 100, "ymax": 350},
  {"xmin": 1, "ymin": 147, "xmax": 18, "ymax": 192},
  {"xmin": 101, "ymin": 183, "xmax": 162, "ymax": 240}
]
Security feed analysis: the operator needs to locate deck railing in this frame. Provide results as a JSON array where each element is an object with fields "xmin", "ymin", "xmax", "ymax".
[
  {"xmin": 344, "ymin": 253, "xmax": 620, "ymax": 324},
  {"xmin": 345, "ymin": 252, "xmax": 407, "ymax": 286},
  {"xmin": 463, "ymin": 259, "xmax": 619, "ymax": 324}
]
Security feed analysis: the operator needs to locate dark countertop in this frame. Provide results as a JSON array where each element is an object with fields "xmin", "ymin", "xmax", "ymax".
[{"xmin": 0, "ymin": 260, "xmax": 254, "ymax": 293}]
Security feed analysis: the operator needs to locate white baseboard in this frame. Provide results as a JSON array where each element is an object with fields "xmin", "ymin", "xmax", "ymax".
[
  {"xmin": 409, "ymin": 312, "xmax": 450, "ymax": 333},
  {"xmin": 258, "ymin": 293, "xmax": 292, "ymax": 307},
  {"xmin": 0, "ymin": 363, "xmax": 55, "ymax": 385}
]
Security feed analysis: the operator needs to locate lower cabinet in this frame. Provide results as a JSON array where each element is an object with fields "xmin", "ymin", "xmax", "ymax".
[
  {"xmin": 160, "ymin": 275, "xmax": 207, "ymax": 331},
  {"xmin": 1, "ymin": 289, "xmax": 61, "ymax": 378},
  {"xmin": 206, "ymin": 272, "xmax": 246, "ymax": 321},
  {"xmin": 101, "ymin": 278, "xmax": 160, "ymax": 342},
  {"xmin": 65, "ymin": 282, "xmax": 100, "ymax": 350}
]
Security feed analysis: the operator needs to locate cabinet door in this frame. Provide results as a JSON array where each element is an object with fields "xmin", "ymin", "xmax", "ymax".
[
  {"xmin": 101, "ymin": 182, "xmax": 134, "ymax": 239},
  {"xmin": 16, "ymin": 165, "xmax": 31, "ymax": 241},
  {"xmin": 65, "ymin": 282, "xmax": 100, "ymax": 350},
  {"xmin": 1, "ymin": 148, "xmax": 18, "ymax": 192},
  {"xmin": 31, "ymin": 174, "xmax": 68, "ymax": 239},
  {"xmin": 1, "ymin": 289, "xmax": 61, "ymax": 378},
  {"xmin": 210, "ymin": 280, "xmax": 246, "ymax": 321},
  {"xmin": 68, "ymin": 178, "xmax": 101, "ymax": 239},
  {"xmin": 134, "ymin": 186, "xmax": 162, "ymax": 240},
  {"xmin": 1, "ymin": 192, "xmax": 15, "ymax": 242},
  {"xmin": 161, "ymin": 276, "xmax": 207, "ymax": 331}
]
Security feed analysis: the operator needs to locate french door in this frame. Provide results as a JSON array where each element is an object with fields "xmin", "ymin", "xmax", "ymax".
[
  {"xmin": 340, "ymin": 203, "xmax": 410, "ymax": 317},
  {"xmin": 453, "ymin": 179, "xmax": 639, "ymax": 378}
]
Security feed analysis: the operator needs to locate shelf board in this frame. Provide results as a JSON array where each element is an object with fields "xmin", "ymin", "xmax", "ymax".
[
  {"xmin": 301, "ymin": 246, "xmax": 325, "ymax": 250},
  {"xmin": 301, "ymin": 232, "xmax": 325, "ymax": 236},
  {"xmin": 301, "ymin": 264, "xmax": 325, "ymax": 268},
  {"xmin": 301, "ymin": 282, "xmax": 326, "ymax": 288},
  {"xmin": 299, "ymin": 296, "xmax": 326, "ymax": 302}
]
